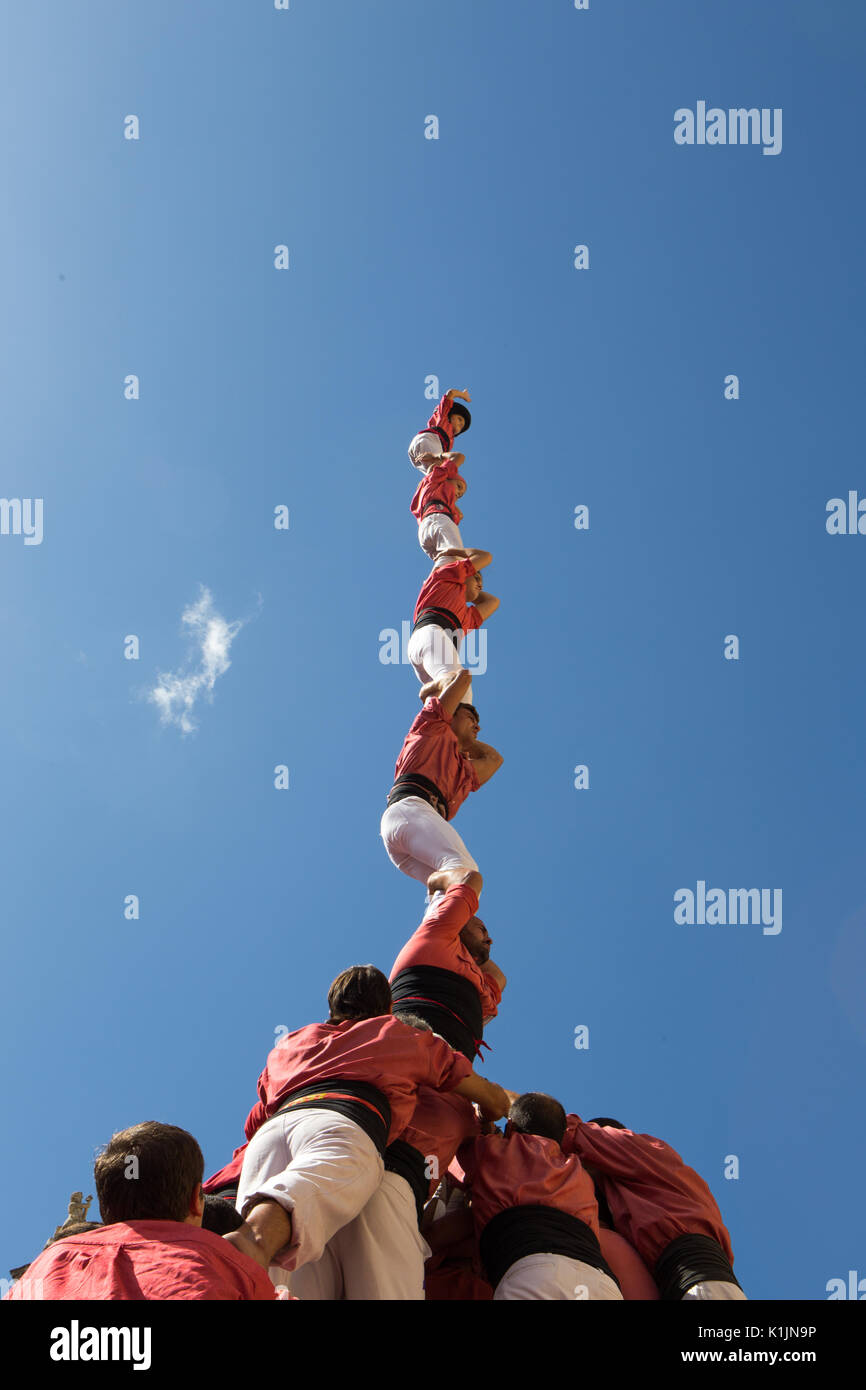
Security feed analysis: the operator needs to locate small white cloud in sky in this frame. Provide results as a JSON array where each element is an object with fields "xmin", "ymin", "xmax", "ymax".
[{"xmin": 149, "ymin": 586, "xmax": 246, "ymax": 735}]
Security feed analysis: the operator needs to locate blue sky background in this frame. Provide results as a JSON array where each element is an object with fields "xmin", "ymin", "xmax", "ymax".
[{"xmin": 1, "ymin": 0, "xmax": 864, "ymax": 1299}]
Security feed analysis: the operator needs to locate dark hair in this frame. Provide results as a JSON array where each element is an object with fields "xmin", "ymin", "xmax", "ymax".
[
  {"xmin": 328, "ymin": 965, "xmax": 392, "ymax": 1023},
  {"xmin": 456, "ymin": 702, "xmax": 479, "ymax": 721},
  {"xmin": 392, "ymin": 1011, "xmax": 433, "ymax": 1032},
  {"xmin": 449, "ymin": 403, "xmax": 471, "ymax": 434},
  {"xmin": 508, "ymin": 1093, "xmax": 567, "ymax": 1145},
  {"xmin": 202, "ymin": 1195, "xmax": 244, "ymax": 1235},
  {"xmin": 587, "ymin": 1117, "xmax": 626, "ymax": 1129},
  {"xmin": 94, "ymin": 1122, "xmax": 204, "ymax": 1224}
]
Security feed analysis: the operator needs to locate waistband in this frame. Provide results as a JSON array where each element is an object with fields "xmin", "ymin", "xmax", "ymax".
[
  {"xmin": 384, "ymin": 1139, "xmax": 429, "ymax": 1225},
  {"xmin": 479, "ymin": 1205, "xmax": 619, "ymax": 1292},
  {"xmin": 272, "ymin": 1079, "xmax": 391, "ymax": 1156},
  {"xmin": 654, "ymin": 1232, "xmax": 742, "ymax": 1301},
  {"xmin": 411, "ymin": 606, "xmax": 462, "ymax": 635},
  {"xmin": 420, "ymin": 498, "xmax": 458, "ymax": 522},
  {"xmin": 386, "ymin": 774, "xmax": 448, "ymax": 820}
]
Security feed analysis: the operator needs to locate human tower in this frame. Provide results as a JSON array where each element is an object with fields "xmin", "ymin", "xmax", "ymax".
[
  {"xmin": 8, "ymin": 391, "xmax": 748, "ymax": 1303},
  {"xmin": 207, "ymin": 388, "xmax": 747, "ymax": 1301}
]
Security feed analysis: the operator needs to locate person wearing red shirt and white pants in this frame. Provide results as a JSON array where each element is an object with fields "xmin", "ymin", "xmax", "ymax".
[
  {"xmin": 562, "ymin": 1115, "xmax": 746, "ymax": 1300},
  {"xmin": 224, "ymin": 965, "xmax": 511, "ymax": 1291},
  {"xmin": 458, "ymin": 1094, "xmax": 623, "ymax": 1301},
  {"xmin": 380, "ymin": 670, "xmax": 503, "ymax": 896},
  {"xmin": 408, "ymin": 553, "xmax": 498, "ymax": 709},
  {"xmin": 408, "ymin": 388, "xmax": 471, "ymax": 471}
]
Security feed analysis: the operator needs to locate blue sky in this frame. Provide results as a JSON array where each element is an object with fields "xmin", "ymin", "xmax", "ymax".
[{"xmin": 2, "ymin": 0, "xmax": 865, "ymax": 1298}]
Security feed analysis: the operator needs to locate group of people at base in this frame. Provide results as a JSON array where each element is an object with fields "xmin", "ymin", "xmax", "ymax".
[{"xmin": 6, "ymin": 394, "xmax": 745, "ymax": 1302}]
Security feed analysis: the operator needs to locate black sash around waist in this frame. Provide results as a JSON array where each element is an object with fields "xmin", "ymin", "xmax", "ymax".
[
  {"xmin": 391, "ymin": 964, "xmax": 483, "ymax": 1063},
  {"xmin": 383, "ymin": 1139, "xmax": 428, "ymax": 1225},
  {"xmin": 654, "ymin": 1232, "xmax": 742, "ymax": 1301},
  {"xmin": 411, "ymin": 606, "xmax": 462, "ymax": 635},
  {"xmin": 272, "ymin": 1078, "xmax": 391, "ymax": 1156},
  {"xmin": 424, "ymin": 425, "xmax": 450, "ymax": 451},
  {"xmin": 386, "ymin": 773, "xmax": 448, "ymax": 820},
  {"xmin": 420, "ymin": 497, "xmax": 458, "ymax": 522},
  {"xmin": 479, "ymin": 1205, "xmax": 619, "ymax": 1292}
]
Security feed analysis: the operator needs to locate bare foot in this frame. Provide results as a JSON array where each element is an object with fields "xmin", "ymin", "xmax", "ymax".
[{"xmin": 419, "ymin": 679, "xmax": 441, "ymax": 701}]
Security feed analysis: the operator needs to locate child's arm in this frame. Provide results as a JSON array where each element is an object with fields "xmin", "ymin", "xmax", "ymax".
[{"xmin": 474, "ymin": 592, "xmax": 499, "ymax": 621}]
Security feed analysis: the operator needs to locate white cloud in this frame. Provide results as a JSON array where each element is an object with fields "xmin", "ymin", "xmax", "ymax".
[{"xmin": 149, "ymin": 587, "xmax": 246, "ymax": 734}]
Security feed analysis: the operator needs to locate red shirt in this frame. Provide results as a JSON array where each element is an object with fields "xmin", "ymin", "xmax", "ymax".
[
  {"xmin": 412, "ymin": 558, "xmax": 482, "ymax": 632},
  {"xmin": 401, "ymin": 1086, "xmax": 480, "ymax": 1194},
  {"xmin": 392, "ymin": 697, "xmax": 480, "ymax": 821},
  {"xmin": 459, "ymin": 1131, "xmax": 600, "ymax": 1237},
  {"xmin": 257, "ymin": 1014, "xmax": 472, "ymax": 1144},
  {"xmin": 422, "ymin": 394, "xmax": 458, "ymax": 451},
  {"xmin": 390, "ymin": 883, "xmax": 501, "ymax": 1023},
  {"xmin": 562, "ymin": 1117, "xmax": 734, "ymax": 1267},
  {"xmin": 4, "ymin": 1222, "xmax": 276, "ymax": 1301},
  {"xmin": 410, "ymin": 459, "xmax": 463, "ymax": 527}
]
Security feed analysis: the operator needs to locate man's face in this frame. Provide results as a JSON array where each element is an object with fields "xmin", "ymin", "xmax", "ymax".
[
  {"xmin": 451, "ymin": 413, "xmax": 465, "ymax": 436},
  {"xmin": 464, "ymin": 570, "xmax": 482, "ymax": 602},
  {"xmin": 460, "ymin": 915, "xmax": 492, "ymax": 963},
  {"xmin": 453, "ymin": 475, "xmax": 467, "ymax": 499},
  {"xmin": 452, "ymin": 704, "xmax": 479, "ymax": 745}
]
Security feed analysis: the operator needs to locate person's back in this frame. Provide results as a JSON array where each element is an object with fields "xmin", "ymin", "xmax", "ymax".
[{"xmin": 7, "ymin": 1221, "xmax": 275, "ymax": 1301}]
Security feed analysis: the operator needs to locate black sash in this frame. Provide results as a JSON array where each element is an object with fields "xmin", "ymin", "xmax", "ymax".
[
  {"xmin": 272, "ymin": 1078, "xmax": 391, "ymax": 1156},
  {"xmin": 391, "ymin": 964, "xmax": 483, "ymax": 1063},
  {"xmin": 424, "ymin": 425, "xmax": 451, "ymax": 451},
  {"xmin": 386, "ymin": 773, "xmax": 448, "ymax": 820},
  {"xmin": 383, "ymin": 1139, "xmax": 428, "ymax": 1225},
  {"xmin": 654, "ymin": 1232, "xmax": 742, "ymax": 1301},
  {"xmin": 480, "ymin": 1205, "xmax": 619, "ymax": 1292},
  {"xmin": 421, "ymin": 497, "xmax": 458, "ymax": 522},
  {"xmin": 411, "ymin": 606, "xmax": 462, "ymax": 636}
]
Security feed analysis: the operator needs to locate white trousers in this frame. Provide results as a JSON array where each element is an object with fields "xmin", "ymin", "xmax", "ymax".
[
  {"xmin": 407, "ymin": 625, "xmax": 472, "ymax": 707},
  {"xmin": 380, "ymin": 796, "xmax": 478, "ymax": 886},
  {"xmin": 287, "ymin": 1171, "xmax": 431, "ymax": 1301},
  {"xmin": 682, "ymin": 1280, "xmax": 747, "ymax": 1300},
  {"xmin": 235, "ymin": 1108, "xmax": 383, "ymax": 1272},
  {"xmin": 418, "ymin": 512, "xmax": 464, "ymax": 564},
  {"xmin": 408, "ymin": 431, "xmax": 443, "ymax": 471},
  {"xmin": 494, "ymin": 1252, "xmax": 624, "ymax": 1301}
]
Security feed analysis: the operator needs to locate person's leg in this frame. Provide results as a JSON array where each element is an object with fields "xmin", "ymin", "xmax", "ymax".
[
  {"xmin": 335, "ymin": 1172, "xmax": 430, "ymax": 1301},
  {"xmin": 408, "ymin": 627, "xmax": 469, "ymax": 704},
  {"xmin": 494, "ymin": 1253, "xmax": 623, "ymax": 1301},
  {"xmin": 408, "ymin": 432, "xmax": 441, "ymax": 471},
  {"xmin": 235, "ymin": 1109, "xmax": 383, "ymax": 1273},
  {"xmin": 381, "ymin": 798, "xmax": 478, "ymax": 888},
  {"xmin": 681, "ymin": 1280, "xmax": 747, "ymax": 1300}
]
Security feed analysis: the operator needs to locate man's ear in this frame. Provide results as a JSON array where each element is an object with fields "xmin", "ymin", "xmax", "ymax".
[{"xmin": 190, "ymin": 1185, "xmax": 205, "ymax": 1222}]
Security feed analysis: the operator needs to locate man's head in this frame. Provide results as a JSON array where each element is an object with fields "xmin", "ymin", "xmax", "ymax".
[
  {"xmin": 587, "ymin": 1117, "xmax": 626, "ymax": 1129},
  {"xmin": 449, "ymin": 404, "xmax": 471, "ymax": 437},
  {"xmin": 464, "ymin": 569, "xmax": 482, "ymax": 604},
  {"xmin": 201, "ymin": 1195, "xmax": 245, "ymax": 1236},
  {"xmin": 453, "ymin": 475, "xmax": 467, "ymax": 500},
  {"xmin": 393, "ymin": 1010, "xmax": 434, "ymax": 1033},
  {"xmin": 451, "ymin": 702, "xmax": 479, "ymax": 746},
  {"xmin": 328, "ymin": 964, "xmax": 392, "ymax": 1024},
  {"xmin": 459, "ymin": 914, "xmax": 492, "ymax": 964},
  {"xmin": 94, "ymin": 1122, "xmax": 205, "ymax": 1226},
  {"xmin": 507, "ymin": 1093, "xmax": 568, "ymax": 1146}
]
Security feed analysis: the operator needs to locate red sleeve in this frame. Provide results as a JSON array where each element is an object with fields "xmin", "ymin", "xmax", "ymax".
[
  {"xmin": 244, "ymin": 1100, "xmax": 268, "ymax": 1140},
  {"xmin": 432, "ymin": 557, "xmax": 473, "ymax": 585},
  {"xmin": 426, "ymin": 394, "xmax": 453, "ymax": 432},
  {"xmin": 423, "ymin": 696, "xmax": 449, "ymax": 724},
  {"xmin": 479, "ymin": 972, "xmax": 502, "ymax": 1021}
]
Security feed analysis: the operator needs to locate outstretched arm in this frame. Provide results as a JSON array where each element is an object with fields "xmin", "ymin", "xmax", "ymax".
[
  {"xmin": 446, "ymin": 388, "xmax": 471, "ymax": 404},
  {"xmin": 453, "ymin": 1073, "xmax": 510, "ymax": 1121}
]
